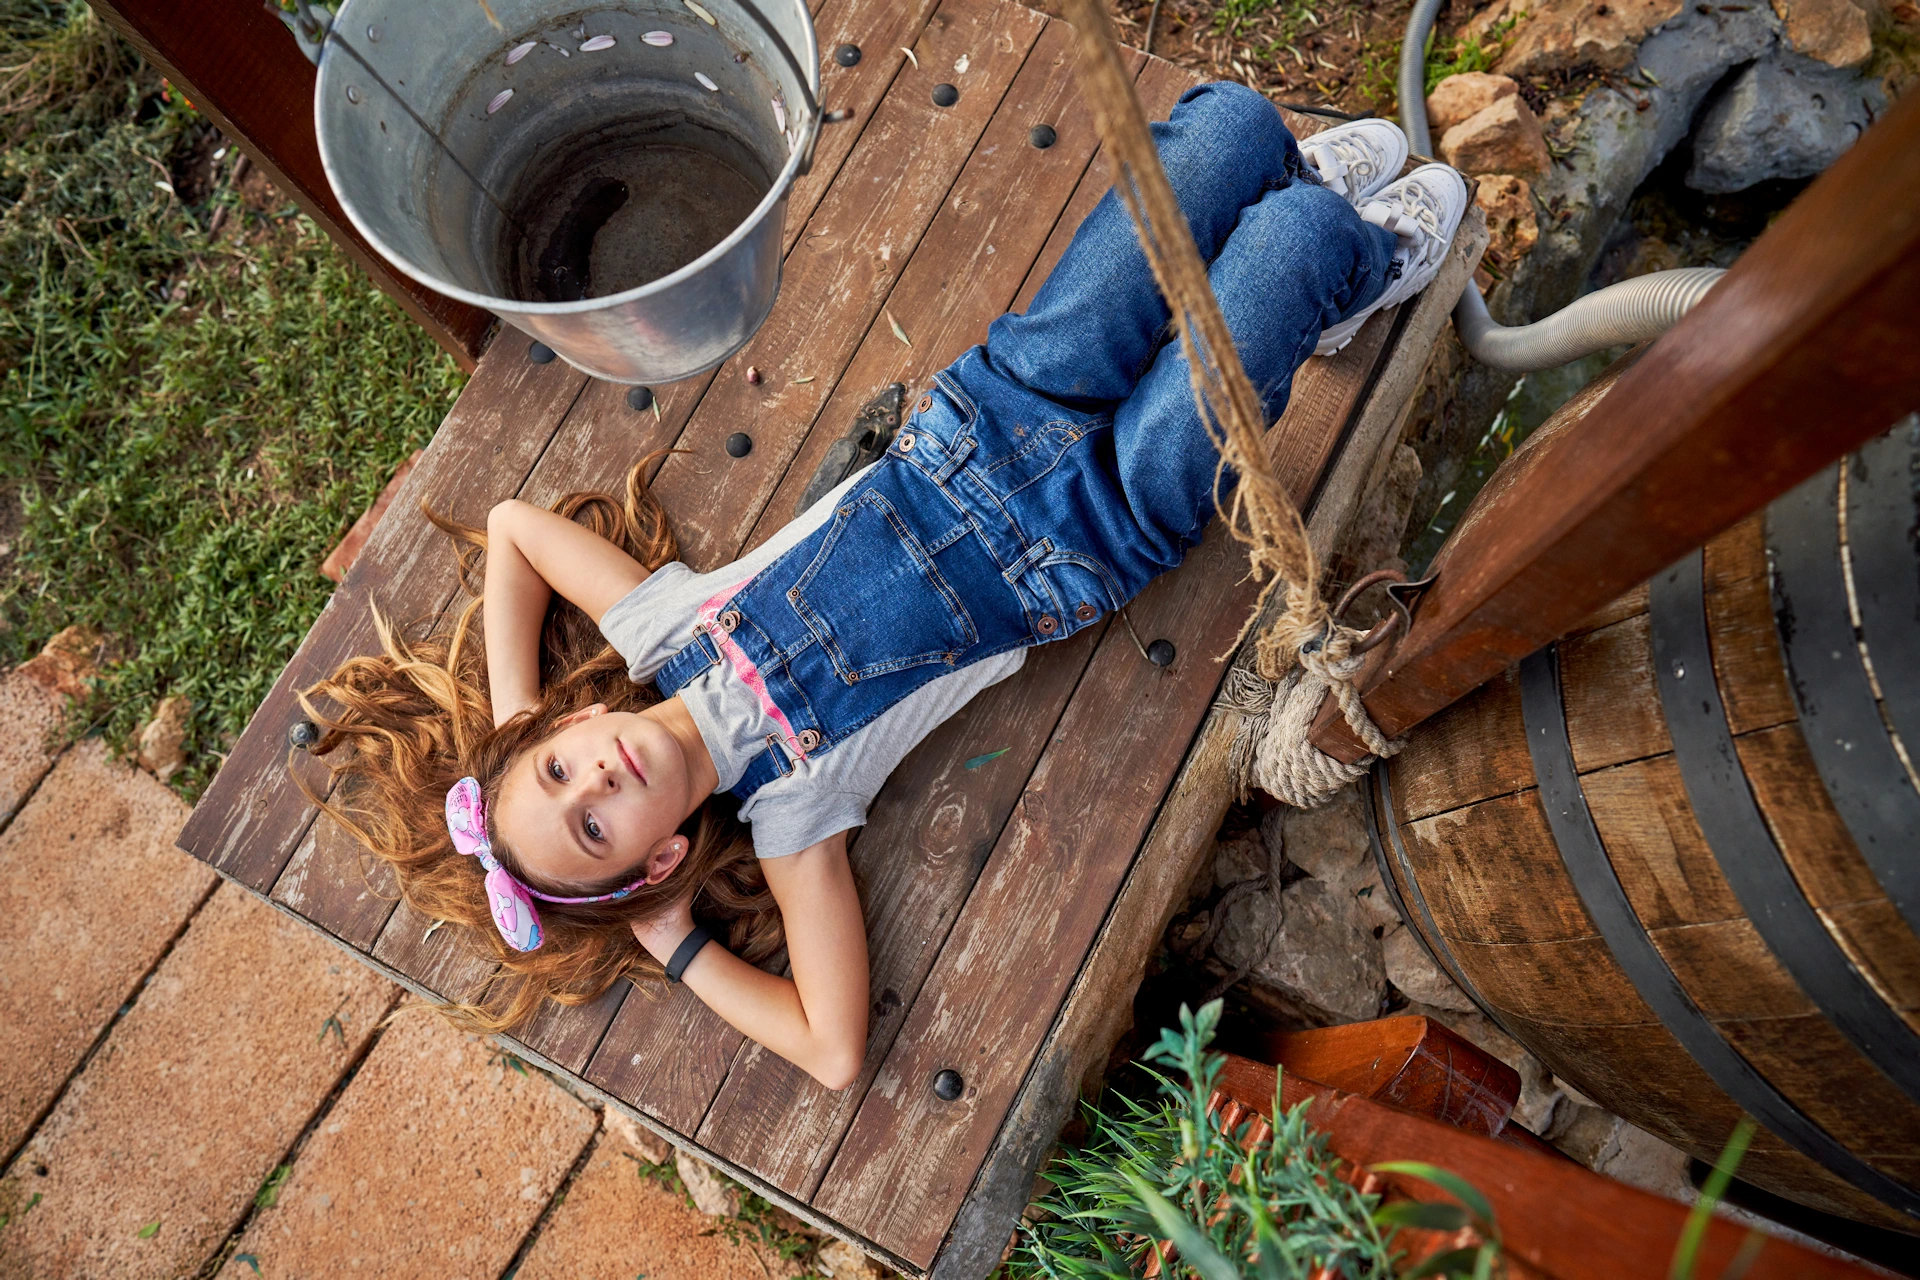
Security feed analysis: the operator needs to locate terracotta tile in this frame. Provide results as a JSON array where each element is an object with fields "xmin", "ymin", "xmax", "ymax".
[
  {"xmin": 0, "ymin": 740, "xmax": 214, "ymax": 1154},
  {"xmin": 0, "ymin": 669, "xmax": 71, "ymax": 823},
  {"xmin": 0, "ymin": 885, "xmax": 394, "ymax": 1279},
  {"xmin": 516, "ymin": 1132, "xmax": 811, "ymax": 1280},
  {"xmin": 214, "ymin": 1009, "xmax": 596, "ymax": 1278}
]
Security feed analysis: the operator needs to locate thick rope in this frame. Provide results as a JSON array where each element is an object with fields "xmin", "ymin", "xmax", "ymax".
[{"xmin": 1058, "ymin": 0, "xmax": 1399, "ymax": 805}]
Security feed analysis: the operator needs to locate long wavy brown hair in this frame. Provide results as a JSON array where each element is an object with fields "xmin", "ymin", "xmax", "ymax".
[{"xmin": 296, "ymin": 454, "xmax": 783, "ymax": 1032}]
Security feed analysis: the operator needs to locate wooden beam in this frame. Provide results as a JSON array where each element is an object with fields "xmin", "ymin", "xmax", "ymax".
[
  {"xmin": 90, "ymin": 0, "xmax": 493, "ymax": 370},
  {"xmin": 1309, "ymin": 86, "xmax": 1920, "ymax": 763}
]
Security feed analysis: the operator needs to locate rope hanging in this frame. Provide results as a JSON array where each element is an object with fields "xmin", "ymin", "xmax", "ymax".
[{"xmin": 1056, "ymin": 0, "xmax": 1402, "ymax": 807}]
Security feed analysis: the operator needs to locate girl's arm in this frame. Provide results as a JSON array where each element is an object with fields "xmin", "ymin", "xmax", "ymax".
[
  {"xmin": 484, "ymin": 499, "xmax": 650, "ymax": 726},
  {"xmin": 633, "ymin": 831, "xmax": 870, "ymax": 1091}
]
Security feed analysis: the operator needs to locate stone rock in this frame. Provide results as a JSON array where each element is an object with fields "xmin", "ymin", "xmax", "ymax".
[
  {"xmin": 675, "ymin": 1147, "xmax": 743, "ymax": 1218},
  {"xmin": 516, "ymin": 1138, "xmax": 813, "ymax": 1280},
  {"xmin": 1211, "ymin": 828, "xmax": 1272, "ymax": 889},
  {"xmin": 1266, "ymin": 783, "xmax": 1369, "ymax": 884},
  {"xmin": 1217, "ymin": 877, "xmax": 1386, "ymax": 1022},
  {"xmin": 134, "ymin": 694, "xmax": 191, "ymax": 782},
  {"xmin": 19, "ymin": 624, "xmax": 100, "ymax": 699},
  {"xmin": 1440, "ymin": 95, "xmax": 1551, "ymax": 177},
  {"xmin": 1475, "ymin": 174, "xmax": 1540, "ymax": 274},
  {"xmin": 1496, "ymin": 0, "xmax": 1688, "ymax": 77},
  {"xmin": 1772, "ymin": 0, "xmax": 1872, "ymax": 66},
  {"xmin": 1426, "ymin": 72, "xmax": 1519, "ymax": 135},
  {"xmin": 1594, "ymin": 1119, "xmax": 1694, "ymax": 1200},
  {"xmin": 819, "ymin": 1237, "xmax": 889, "ymax": 1278},
  {"xmin": 1, "ymin": 886, "xmax": 394, "ymax": 1280},
  {"xmin": 0, "ymin": 740, "xmax": 214, "ymax": 1158},
  {"xmin": 604, "ymin": 1106, "xmax": 674, "ymax": 1165},
  {"xmin": 1687, "ymin": 54, "xmax": 1882, "ymax": 193},
  {"xmin": 1382, "ymin": 924, "xmax": 1478, "ymax": 1012}
]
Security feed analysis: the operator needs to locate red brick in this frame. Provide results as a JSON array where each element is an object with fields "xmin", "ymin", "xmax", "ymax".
[
  {"xmin": 0, "ymin": 885, "xmax": 394, "ymax": 1278},
  {"xmin": 0, "ymin": 740, "xmax": 214, "ymax": 1155}
]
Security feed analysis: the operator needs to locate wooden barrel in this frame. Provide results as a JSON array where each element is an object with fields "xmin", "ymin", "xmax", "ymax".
[{"xmin": 1370, "ymin": 417, "xmax": 1920, "ymax": 1233}]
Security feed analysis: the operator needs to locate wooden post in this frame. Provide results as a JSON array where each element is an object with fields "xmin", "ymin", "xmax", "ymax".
[
  {"xmin": 90, "ymin": 0, "xmax": 493, "ymax": 370},
  {"xmin": 1309, "ymin": 86, "xmax": 1920, "ymax": 763}
]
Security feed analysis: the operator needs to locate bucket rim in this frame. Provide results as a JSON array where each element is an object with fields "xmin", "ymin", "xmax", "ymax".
[{"xmin": 312, "ymin": 0, "xmax": 820, "ymax": 317}]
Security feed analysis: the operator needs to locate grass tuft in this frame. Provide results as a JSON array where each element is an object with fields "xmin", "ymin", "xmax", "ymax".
[{"xmin": 0, "ymin": 0, "xmax": 466, "ymax": 798}]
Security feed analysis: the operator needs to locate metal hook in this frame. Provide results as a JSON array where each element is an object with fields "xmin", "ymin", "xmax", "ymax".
[{"xmin": 1330, "ymin": 570, "xmax": 1437, "ymax": 657}]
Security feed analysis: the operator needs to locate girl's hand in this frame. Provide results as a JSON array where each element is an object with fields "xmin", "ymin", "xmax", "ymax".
[
  {"xmin": 630, "ymin": 896, "xmax": 699, "ymax": 963},
  {"xmin": 652, "ymin": 832, "xmax": 870, "ymax": 1091}
]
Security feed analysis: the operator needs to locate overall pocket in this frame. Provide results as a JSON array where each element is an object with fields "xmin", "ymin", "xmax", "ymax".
[{"xmin": 788, "ymin": 485, "xmax": 977, "ymax": 684}]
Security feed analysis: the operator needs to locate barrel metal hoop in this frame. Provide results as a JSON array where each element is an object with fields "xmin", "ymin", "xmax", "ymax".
[
  {"xmin": 1653, "ymin": 547, "xmax": 1920, "ymax": 1105},
  {"xmin": 1770, "ymin": 460, "xmax": 1920, "ymax": 936},
  {"xmin": 1846, "ymin": 417, "xmax": 1920, "ymax": 764},
  {"xmin": 1363, "ymin": 762, "xmax": 1518, "ymax": 1040},
  {"xmin": 1519, "ymin": 641, "xmax": 1920, "ymax": 1219}
]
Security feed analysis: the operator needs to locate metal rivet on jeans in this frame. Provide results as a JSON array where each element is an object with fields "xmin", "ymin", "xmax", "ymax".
[
  {"xmin": 1029, "ymin": 123, "xmax": 1057, "ymax": 149},
  {"xmin": 1147, "ymin": 639, "xmax": 1176, "ymax": 666},
  {"xmin": 933, "ymin": 1069, "xmax": 965, "ymax": 1101},
  {"xmin": 931, "ymin": 83, "xmax": 959, "ymax": 107},
  {"xmin": 834, "ymin": 42, "xmax": 861, "ymax": 66},
  {"xmin": 726, "ymin": 432, "xmax": 753, "ymax": 458},
  {"xmin": 626, "ymin": 385, "xmax": 654, "ymax": 412},
  {"xmin": 897, "ymin": 431, "xmax": 916, "ymax": 452},
  {"xmin": 528, "ymin": 340, "xmax": 556, "ymax": 364},
  {"xmin": 917, "ymin": 394, "xmax": 933, "ymax": 413},
  {"xmin": 1037, "ymin": 615, "xmax": 1058, "ymax": 635},
  {"xmin": 718, "ymin": 610, "xmax": 741, "ymax": 633},
  {"xmin": 288, "ymin": 719, "xmax": 320, "ymax": 749},
  {"xmin": 798, "ymin": 729, "xmax": 822, "ymax": 751},
  {"xmin": 1075, "ymin": 602, "xmax": 1097, "ymax": 622}
]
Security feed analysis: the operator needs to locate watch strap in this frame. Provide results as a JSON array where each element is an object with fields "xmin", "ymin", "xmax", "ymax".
[{"xmin": 664, "ymin": 924, "xmax": 713, "ymax": 983}]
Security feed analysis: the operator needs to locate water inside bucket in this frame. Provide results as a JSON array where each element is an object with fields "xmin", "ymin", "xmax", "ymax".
[{"xmin": 499, "ymin": 115, "xmax": 771, "ymax": 304}]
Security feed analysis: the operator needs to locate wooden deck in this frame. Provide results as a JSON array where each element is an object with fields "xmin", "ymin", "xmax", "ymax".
[{"xmin": 177, "ymin": 1, "xmax": 1485, "ymax": 1272}]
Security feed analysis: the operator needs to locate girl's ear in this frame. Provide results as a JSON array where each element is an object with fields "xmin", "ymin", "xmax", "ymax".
[
  {"xmin": 645, "ymin": 833, "xmax": 691, "ymax": 885},
  {"xmin": 556, "ymin": 702, "xmax": 609, "ymax": 728}
]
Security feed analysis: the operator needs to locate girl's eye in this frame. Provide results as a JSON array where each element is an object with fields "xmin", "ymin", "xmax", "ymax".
[
  {"xmin": 547, "ymin": 757, "xmax": 566, "ymax": 782},
  {"xmin": 584, "ymin": 814, "xmax": 604, "ymax": 842}
]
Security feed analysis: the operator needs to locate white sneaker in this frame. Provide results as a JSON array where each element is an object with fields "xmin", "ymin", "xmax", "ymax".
[
  {"xmin": 1314, "ymin": 163, "xmax": 1470, "ymax": 357},
  {"xmin": 1300, "ymin": 118, "xmax": 1409, "ymax": 206}
]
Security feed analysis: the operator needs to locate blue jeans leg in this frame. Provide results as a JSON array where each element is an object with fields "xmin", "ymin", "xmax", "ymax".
[
  {"xmin": 1109, "ymin": 178, "xmax": 1399, "ymax": 573},
  {"xmin": 981, "ymin": 81, "xmax": 1318, "ymax": 407}
]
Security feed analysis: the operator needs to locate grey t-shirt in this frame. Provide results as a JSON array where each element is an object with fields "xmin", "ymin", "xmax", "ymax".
[{"xmin": 597, "ymin": 472, "xmax": 1024, "ymax": 859}]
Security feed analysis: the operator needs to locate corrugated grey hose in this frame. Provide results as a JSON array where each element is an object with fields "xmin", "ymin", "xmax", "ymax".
[{"xmin": 1400, "ymin": 0, "xmax": 1725, "ymax": 371}]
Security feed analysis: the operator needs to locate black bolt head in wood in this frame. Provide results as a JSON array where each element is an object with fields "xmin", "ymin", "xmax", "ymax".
[
  {"xmin": 1147, "ymin": 639, "xmax": 1176, "ymax": 667},
  {"xmin": 932, "ymin": 1068, "xmax": 964, "ymax": 1101},
  {"xmin": 834, "ymin": 43, "xmax": 861, "ymax": 66},
  {"xmin": 626, "ymin": 385, "xmax": 654, "ymax": 412},
  {"xmin": 1029, "ymin": 123, "xmax": 1057, "ymax": 149},
  {"xmin": 288, "ymin": 719, "xmax": 320, "ymax": 749},
  {"xmin": 931, "ymin": 82, "xmax": 959, "ymax": 107},
  {"xmin": 725, "ymin": 432, "xmax": 753, "ymax": 458},
  {"xmin": 528, "ymin": 341, "xmax": 556, "ymax": 364}
]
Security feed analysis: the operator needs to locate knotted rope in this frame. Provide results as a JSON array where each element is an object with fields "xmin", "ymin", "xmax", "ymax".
[{"xmin": 1057, "ymin": 0, "xmax": 1400, "ymax": 806}]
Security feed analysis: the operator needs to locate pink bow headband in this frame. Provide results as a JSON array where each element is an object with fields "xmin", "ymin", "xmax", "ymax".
[{"xmin": 444, "ymin": 776, "xmax": 650, "ymax": 952}]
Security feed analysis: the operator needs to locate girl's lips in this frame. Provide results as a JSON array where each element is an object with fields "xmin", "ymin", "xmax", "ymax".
[{"xmin": 616, "ymin": 739, "xmax": 646, "ymax": 784}]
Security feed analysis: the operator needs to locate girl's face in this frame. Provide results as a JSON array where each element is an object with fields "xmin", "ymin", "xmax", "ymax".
[{"xmin": 491, "ymin": 705, "xmax": 692, "ymax": 891}]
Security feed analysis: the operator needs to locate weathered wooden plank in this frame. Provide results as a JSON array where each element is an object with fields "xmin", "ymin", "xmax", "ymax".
[
  {"xmin": 1580, "ymin": 755, "xmax": 1742, "ymax": 931},
  {"xmin": 1703, "ymin": 518, "xmax": 1798, "ymax": 737},
  {"xmin": 647, "ymin": 0, "xmax": 1048, "ymax": 571},
  {"xmin": 745, "ymin": 21, "xmax": 1140, "ymax": 552},
  {"xmin": 178, "ymin": 344, "xmax": 588, "ymax": 888},
  {"xmin": 922, "ymin": 210, "xmax": 1489, "ymax": 1278},
  {"xmin": 1401, "ymin": 790, "xmax": 1598, "ymax": 948},
  {"xmin": 269, "ymin": 813, "xmax": 397, "ymax": 949}
]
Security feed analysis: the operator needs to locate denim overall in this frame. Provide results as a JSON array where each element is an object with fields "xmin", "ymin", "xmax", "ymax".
[{"xmin": 656, "ymin": 83, "xmax": 1398, "ymax": 799}]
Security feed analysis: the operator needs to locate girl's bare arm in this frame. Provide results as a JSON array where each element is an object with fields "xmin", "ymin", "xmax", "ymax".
[
  {"xmin": 633, "ymin": 831, "xmax": 870, "ymax": 1091},
  {"xmin": 483, "ymin": 499, "xmax": 651, "ymax": 725}
]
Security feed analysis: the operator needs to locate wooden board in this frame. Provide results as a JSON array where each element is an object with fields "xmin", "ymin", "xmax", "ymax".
[{"xmin": 176, "ymin": 9, "xmax": 1486, "ymax": 1271}]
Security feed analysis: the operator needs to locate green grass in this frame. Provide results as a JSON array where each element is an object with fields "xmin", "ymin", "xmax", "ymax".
[
  {"xmin": 0, "ymin": 0, "xmax": 466, "ymax": 798},
  {"xmin": 1423, "ymin": 11, "xmax": 1523, "ymax": 96}
]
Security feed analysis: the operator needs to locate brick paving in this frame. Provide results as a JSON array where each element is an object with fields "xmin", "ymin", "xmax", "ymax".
[
  {"xmin": 0, "ymin": 737, "xmax": 216, "ymax": 1157},
  {"xmin": 213, "ymin": 1009, "xmax": 598, "ymax": 1278},
  {"xmin": 0, "ymin": 885, "xmax": 394, "ymax": 1279}
]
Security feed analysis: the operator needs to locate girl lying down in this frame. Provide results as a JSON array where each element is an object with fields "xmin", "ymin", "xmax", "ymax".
[{"xmin": 305, "ymin": 84, "xmax": 1465, "ymax": 1088}]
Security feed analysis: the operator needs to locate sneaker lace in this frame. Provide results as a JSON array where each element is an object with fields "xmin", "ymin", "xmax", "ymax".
[
  {"xmin": 1309, "ymin": 135, "xmax": 1380, "ymax": 194},
  {"xmin": 1362, "ymin": 177, "xmax": 1449, "ymax": 264}
]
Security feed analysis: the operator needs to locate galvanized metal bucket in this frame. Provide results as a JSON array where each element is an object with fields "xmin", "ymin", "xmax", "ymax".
[{"xmin": 312, "ymin": 0, "xmax": 820, "ymax": 384}]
